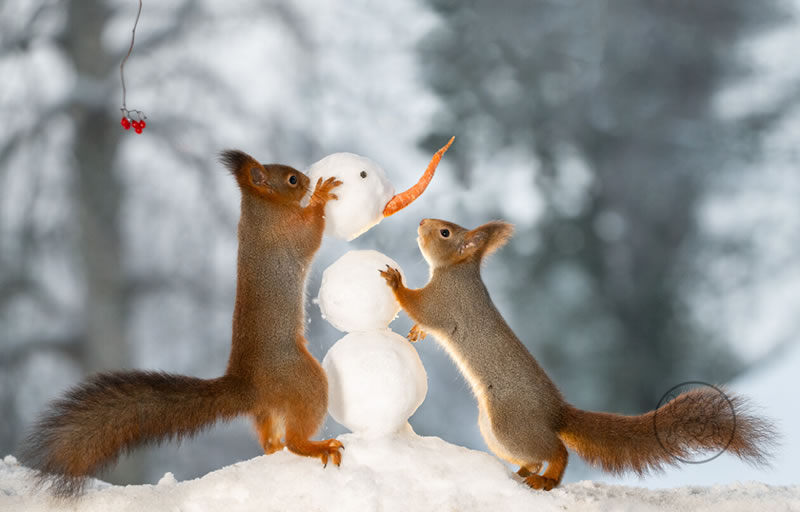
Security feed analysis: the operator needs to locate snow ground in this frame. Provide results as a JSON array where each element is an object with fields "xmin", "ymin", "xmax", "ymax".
[{"xmin": 2, "ymin": 428, "xmax": 798, "ymax": 512}]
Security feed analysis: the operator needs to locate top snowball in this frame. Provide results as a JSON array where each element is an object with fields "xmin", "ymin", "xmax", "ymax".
[
  {"xmin": 307, "ymin": 153, "xmax": 394, "ymax": 241},
  {"xmin": 305, "ymin": 137, "xmax": 455, "ymax": 241}
]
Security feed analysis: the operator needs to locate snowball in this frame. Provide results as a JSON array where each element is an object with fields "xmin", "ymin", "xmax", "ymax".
[
  {"xmin": 318, "ymin": 250, "xmax": 403, "ymax": 332},
  {"xmin": 306, "ymin": 153, "xmax": 394, "ymax": 241},
  {"xmin": 323, "ymin": 330, "xmax": 427, "ymax": 438}
]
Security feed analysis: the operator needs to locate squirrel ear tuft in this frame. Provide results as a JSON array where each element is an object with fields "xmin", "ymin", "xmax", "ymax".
[
  {"xmin": 459, "ymin": 221, "xmax": 514, "ymax": 260},
  {"xmin": 220, "ymin": 149, "xmax": 266, "ymax": 187},
  {"xmin": 219, "ymin": 149, "xmax": 254, "ymax": 176}
]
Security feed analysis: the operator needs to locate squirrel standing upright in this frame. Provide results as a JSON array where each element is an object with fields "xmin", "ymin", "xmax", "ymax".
[
  {"xmin": 380, "ymin": 218, "xmax": 775, "ymax": 491},
  {"xmin": 21, "ymin": 150, "xmax": 343, "ymax": 497}
]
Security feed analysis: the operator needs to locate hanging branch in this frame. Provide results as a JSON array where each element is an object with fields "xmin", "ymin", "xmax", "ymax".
[{"xmin": 119, "ymin": 0, "xmax": 147, "ymax": 134}]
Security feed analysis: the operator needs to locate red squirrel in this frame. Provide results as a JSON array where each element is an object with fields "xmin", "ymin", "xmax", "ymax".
[
  {"xmin": 380, "ymin": 218, "xmax": 775, "ymax": 491},
  {"xmin": 21, "ymin": 150, "xmax": 343, "ymax": 497}
]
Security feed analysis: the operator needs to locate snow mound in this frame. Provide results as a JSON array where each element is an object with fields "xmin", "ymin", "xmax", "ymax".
[{"xmin": 3, "ymin": 434, "xmax": 798, "ymax": 512}]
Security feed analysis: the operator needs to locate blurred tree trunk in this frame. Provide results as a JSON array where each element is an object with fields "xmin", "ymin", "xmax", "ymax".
[{"xmin": 62, "ymin": 0, "xmax": 138, "ymax": 484}]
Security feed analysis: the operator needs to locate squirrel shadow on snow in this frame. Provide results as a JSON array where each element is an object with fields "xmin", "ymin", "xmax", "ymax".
[
  {"xmin": 20, "ymin": 150, "xmax": 344, "ymax": 498},
  {"xmin": 380, "ymin": 218, "xmax": 777, "ymax": 491}
]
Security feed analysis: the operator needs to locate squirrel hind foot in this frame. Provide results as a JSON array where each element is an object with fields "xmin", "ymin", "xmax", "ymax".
[
  {"xmin": 261, "ymin": 438, "xmax": 285, "ymax": 455},
  {"xmin": 523, "ymin": 474, "xmax": 557, "ymax": 491},
  {"xmin": 286, "ymin": 438, "xmax": 343, "ymax": 468},
  {"xmin": 255, "ymin": 415, "xmax": 287, "ymax": 455},
  {"xmin": 521, "ymin": 443, "xmax": 567, "ymax": 491},
  {"xmin": 516, "ymin": 462, "xmax": 542, "ymax": 478}
]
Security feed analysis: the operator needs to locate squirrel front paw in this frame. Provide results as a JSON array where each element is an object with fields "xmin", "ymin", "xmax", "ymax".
[
  {"xmin": 379, "ymin": 265, "xmax": 403, "ymax": 290},
  {"xmin": 408, "ymin": 324, "xmax": 427, "ymax": 343},
  {"xmin": 310, "ymin": 177, "xmax": 342, "ymax": 207}
]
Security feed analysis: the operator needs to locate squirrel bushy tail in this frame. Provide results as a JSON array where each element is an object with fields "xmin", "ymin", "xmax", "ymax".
[
  {"xmin": 558, "ymin": 387, "xmax": 775, "ymax": 475},
  {"xmin": 21, "ymin": 371, "xmax": 250, "ymax": 497}
]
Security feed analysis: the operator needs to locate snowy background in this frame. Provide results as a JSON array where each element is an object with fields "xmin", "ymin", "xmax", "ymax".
[{"xmin": 2, "ymin": 0, "xmax": 800, "ymax": 495}]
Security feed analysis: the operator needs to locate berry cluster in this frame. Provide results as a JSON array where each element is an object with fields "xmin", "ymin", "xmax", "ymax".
[{"xmin": 120, "ymin": 109, "xmax": 147, "ymax": 134}]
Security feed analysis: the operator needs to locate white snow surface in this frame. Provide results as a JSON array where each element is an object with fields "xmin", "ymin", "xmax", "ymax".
[
  {"xmin": 323, "ymin": 330, "xmax": 428, "ymax": 438},
  {"xmin": 3, "ymin": 433, "xmax": 798, "ymax": 512},
  {"xmin": 306, "ymin": 153, "xmax": 395, "ymax": 241},
  {"xmin": 317, "ymin": 250, "xmax": 404, "ymax": 332}
]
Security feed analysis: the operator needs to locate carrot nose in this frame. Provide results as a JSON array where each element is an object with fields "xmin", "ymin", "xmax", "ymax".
[{"xmin": 383, "ymin": 136, "xmax": 454, "ymax": 218}]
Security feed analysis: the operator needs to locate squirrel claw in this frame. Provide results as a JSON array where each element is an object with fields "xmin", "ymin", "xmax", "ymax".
[
  {"xmin": 288, "ymin": 437, "xmax": 343, "ymax": 468},
  {"xmin": 379, "ymin": 265, "xmax": 403, "ymax": 290},
  {"xmin": 310, "ymin": 177, "xmax": 342, "ymax": 206},
  {"xmin": 408, "ymin": 324, "xmax": 427, "ymax": 343},
  {"xmin": 320, "ymin": 438, "xmax": 343, "ymax": 468}
]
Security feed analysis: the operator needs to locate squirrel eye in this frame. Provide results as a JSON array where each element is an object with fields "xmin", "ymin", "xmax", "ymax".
[
  {"xmin": 440, "ymin": 228, "xmax": 450, "ymax": 238},
  {"xmin": 360, "ymin": 171, "xmax": 367, "ymax": 179},
  {"xmin": 288, "ymin": 174, "xmax": 298, "ymax": 185}
]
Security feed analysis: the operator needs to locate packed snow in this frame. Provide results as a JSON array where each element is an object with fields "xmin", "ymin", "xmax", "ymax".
[
  {"xmin": 317, "ymin": 250, "xmax": 404, "ymax": 332},
  {"xmin": 306, "ymin": 153, "xmax": 395, "ymax": 241},
  {"xmin": 3, "ymin": 436, "xmax": 798, "ymax": 512}
]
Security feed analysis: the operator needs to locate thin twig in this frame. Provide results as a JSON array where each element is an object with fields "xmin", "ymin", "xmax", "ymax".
[{"xmin": 120, "ymin": 0, "xmax": 143, "ymax": 111}]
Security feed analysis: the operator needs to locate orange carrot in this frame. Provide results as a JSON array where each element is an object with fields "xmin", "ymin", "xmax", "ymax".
[{"xmin": 383, "ymin": 136, "xmax": 455, "ymax": 217}]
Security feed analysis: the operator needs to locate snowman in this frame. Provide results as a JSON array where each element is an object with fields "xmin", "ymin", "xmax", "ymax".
[
  {"xmin": 306, "ymin": 137, "xmax": 454, "ymax": 240},
  {"xmin": 305, "ymin": 138, "xmax": 453, "ymax": 438},
  {"xmin": 319, "ymin": 250, "xmax": 427, "ymax": 438}
]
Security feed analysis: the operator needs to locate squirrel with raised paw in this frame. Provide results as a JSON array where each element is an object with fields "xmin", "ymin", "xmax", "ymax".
[
  {"xmin": 380, "ymin": 218, "xmax": 776, "ymax": 491},
  {"xmin": 21, "ymin": 150, "xmax": 343, "ymax": 497}
]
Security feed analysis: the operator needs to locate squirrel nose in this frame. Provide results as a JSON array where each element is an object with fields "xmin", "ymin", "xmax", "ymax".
[{"xmin": 419, "ymin": 219, "xmax": 428, "ymax": 226}]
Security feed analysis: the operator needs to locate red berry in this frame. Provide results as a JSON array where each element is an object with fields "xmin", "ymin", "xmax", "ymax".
[
  {"xmin": 121, "ymin": 116, "xmax": 131, "ymax": 130},
  {"xmin": 139, "ymin": 120, "xmax": 146, "ymax": 130},
  {"xmin": 131, "ymin": 121, "xmax": 140, "ymax": 130},
  {"xmin": 134, "ymin": 126, "xmax": 143, "ymax": 134}
]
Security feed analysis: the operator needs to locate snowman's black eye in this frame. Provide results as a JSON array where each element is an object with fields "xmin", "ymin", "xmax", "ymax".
[
  {"xmin": 440, "ymin": 229, "xmax": 450, "ymax": 238},
  {"xmin": 288, "ymin": 174, "xmax": 298, "ymax": 185},
  {"xmin": 360, "ymin": 170, "xmax": 367, "ymax": 178}
]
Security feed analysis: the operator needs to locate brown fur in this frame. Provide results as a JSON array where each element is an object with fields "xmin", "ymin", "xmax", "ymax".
[
  {"xmin": 381, "ymin": 218, "xmax": 776, "ymax": 491},
  {"xmin": 560, "ymin": 388, "xmax": 774, "ymax": 475},
  {"xmin": 21, "ymin": 149, "xmax": 343, "ymax": 497}
]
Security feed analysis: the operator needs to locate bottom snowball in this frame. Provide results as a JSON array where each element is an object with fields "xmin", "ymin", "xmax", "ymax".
[{"xmin": 323, "ymin": 329, "xmax": 427, "ymax": 438}]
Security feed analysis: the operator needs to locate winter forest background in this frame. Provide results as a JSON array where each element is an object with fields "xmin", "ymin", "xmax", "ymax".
[{"xmin": 2, "ymin": 0, "xmax": 800, "ymax": 488}]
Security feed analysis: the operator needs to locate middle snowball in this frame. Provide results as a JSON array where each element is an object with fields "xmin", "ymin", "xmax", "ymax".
[{"xmin": 318, "ymin": 250, "xmax": 405, "ymax": 332}]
